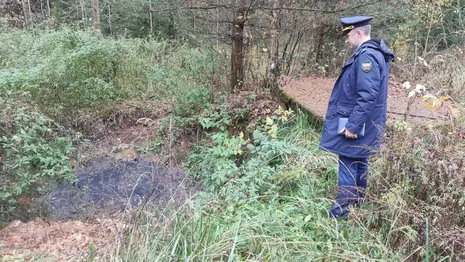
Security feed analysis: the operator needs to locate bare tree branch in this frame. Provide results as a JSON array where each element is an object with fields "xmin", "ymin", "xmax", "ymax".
[{"xmin": 151, "ymin": 0, "xmax": 383, "ymax": 14}]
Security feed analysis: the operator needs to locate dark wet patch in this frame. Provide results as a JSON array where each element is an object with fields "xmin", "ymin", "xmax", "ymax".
[{"xmin": 42, "ymin": 157, "xmax": 197, "ymax": 221}]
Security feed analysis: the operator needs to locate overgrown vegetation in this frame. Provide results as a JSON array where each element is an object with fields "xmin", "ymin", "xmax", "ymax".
[
  {"xmin": 114, "ymin": 98, "xmax": 465, "ymax": 260},
  {"xmin": 0, "ymin": 28, "xmax": 222, "ymax": 133},
  {"xmin": 0, "ymin": 28, "xmax": 223, "ymax": 223},
  {"xmin": 0, "ymin": 92, "xmax": 75, "ymax": 222},
  {"xmin": 115, "ymin": 113, "xmax": 406, "ymax": 261},
  {"xmin": 367, "ymin": 119, "xmax": 465, "ymax": 260},
  {"xmin": 1, "ymin": 0, "xmax": 465, "ymax": 260}
]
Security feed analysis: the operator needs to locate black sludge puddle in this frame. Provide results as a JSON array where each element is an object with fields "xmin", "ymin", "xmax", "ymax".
[{"xmin": 43, "ymin": 157, "xmax": 195, "ymax": 221}]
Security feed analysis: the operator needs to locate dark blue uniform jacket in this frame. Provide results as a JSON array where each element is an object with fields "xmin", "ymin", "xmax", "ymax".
[{"xmin": 319, "ymin": 39, "xmax": 395, "ymax": 158}]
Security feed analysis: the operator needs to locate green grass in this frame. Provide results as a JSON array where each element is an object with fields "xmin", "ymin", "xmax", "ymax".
[
  {"xmin": 110, "ymin": 114, "xmax": 406, "ymax": 261},
  {"xmin": 109, "ymin": 113, "xmax": 465, "ymax": 261}
]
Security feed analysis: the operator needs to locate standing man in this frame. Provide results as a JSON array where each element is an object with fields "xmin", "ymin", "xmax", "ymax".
[{"xmin": 319, "ymin": 16, "xmax": 395, "ymax": 219}]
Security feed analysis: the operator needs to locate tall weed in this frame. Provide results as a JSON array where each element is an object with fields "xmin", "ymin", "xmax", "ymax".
[
  {"xmin": 0, "ymin": 29, "xmax": 223, "ymax": 133},
  {"xmin": 417, "ymin": 48, "xmax": 465, "ymax": 102},
  {"xmin": 367, "ymin": 119, "xmax": 465, "ymax": 260}
]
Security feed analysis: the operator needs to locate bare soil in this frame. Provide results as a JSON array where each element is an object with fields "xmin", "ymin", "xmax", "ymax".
[
  {"xmin": 43, "ymin": 157, "xmax": 196, "ymax": 221},
  {"xmin": 281, "ymin": 75, "xmax": 454, "ymax": 122},
  {"xmin": 0, "ymin": 217, "xmax": 126, "ymax": 261}
]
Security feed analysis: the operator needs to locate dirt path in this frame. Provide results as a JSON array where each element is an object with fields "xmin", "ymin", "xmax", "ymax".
[{"xmin": 281, "ymin": 76, "xmax": 453, "ymax": 122}]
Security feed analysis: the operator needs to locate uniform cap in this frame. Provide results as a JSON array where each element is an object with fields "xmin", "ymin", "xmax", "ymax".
[{"xmin": 340, "ymin": 16, "xmax": 373, "ymax": 33}]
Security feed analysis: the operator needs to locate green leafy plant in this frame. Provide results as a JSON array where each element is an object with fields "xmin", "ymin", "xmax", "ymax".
[
  {"xmin": 0, "ymin": 94, "xmax": 75, "ymax": 220},
  {"xmin": 185, "ymin": 106, "xmax": 301, "ymax": 203}
]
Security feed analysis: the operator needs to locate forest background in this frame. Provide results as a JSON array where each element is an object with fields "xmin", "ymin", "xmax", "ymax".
[{"xmin": 1, "ymin": 0, "xmax": 465, "ymax": 261}]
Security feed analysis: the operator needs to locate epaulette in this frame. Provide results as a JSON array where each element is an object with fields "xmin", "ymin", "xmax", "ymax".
[{"xmin": 353, "ymin": 47, "xmax": 368, "ymax": 58}]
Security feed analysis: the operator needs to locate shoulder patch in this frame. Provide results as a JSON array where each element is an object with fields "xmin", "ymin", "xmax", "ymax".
[{"xmin": 361, "ymin": 60, "xmax": 372, "ymax": 72}]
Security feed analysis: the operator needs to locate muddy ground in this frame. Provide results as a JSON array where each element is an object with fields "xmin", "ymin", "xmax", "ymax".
[
  {"xmin": 0, "ymin": 155, "xmax": 197, "ymax": 261},
  {"xmin": 45, "ymin": 157, "xmax": 195, "ymax": 221},
  {"xmin": 0, "ymin": 116, "xmax": 198, "ymax": 261}
]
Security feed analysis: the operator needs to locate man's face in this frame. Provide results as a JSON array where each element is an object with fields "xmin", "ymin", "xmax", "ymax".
[{"xmin": 345, "ymin": 29, "xmax": 360, "ymax": 48}]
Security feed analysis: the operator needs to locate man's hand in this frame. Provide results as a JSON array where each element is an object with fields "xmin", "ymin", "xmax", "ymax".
[{"xmin": 339, "ymin": 127, "xmax": 358, "ymax": 139}]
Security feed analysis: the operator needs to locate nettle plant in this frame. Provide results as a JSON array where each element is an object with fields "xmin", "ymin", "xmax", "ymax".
[
  {"xmin": 186, "ymin": 105, "xmax": 296, "ymax": 202},
  {"xmin": 0, "ymin": 94, "xmax": 75, "ymax": 216}
]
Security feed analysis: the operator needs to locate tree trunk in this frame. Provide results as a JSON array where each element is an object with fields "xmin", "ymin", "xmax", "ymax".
[
  {"xmin": 91, "ymin": 0, "xmax": 101, "ymax": 33},
  {"xmin": 283, "ymin": 31, "xmax": 303, "ymax": 75},
  {"xmin": 269, "ymin": 0, "xmax": 281, "ymax": 77},
  {"xmin": 168, "ymin": 12, "xmax": 175, "ymax": 39},
  {"xmin": 21, "ymin": 0, "xmax": 31, "ymax": 28},
  {"xmin": 315, "ymin": 2, "xmax": 329, "ymax": 62},
  {"xmin": 149, "ymin": 0, "xmax": 153, "ymax": 37},
  {"xmin": 230, "ymin": 0, "xmax": 246, "ymax": 92},
  {"xmin": 108, "ymin": 3, "xmax": 112, "ymax": 36},
  {"xmin": 79, "ymin": 0, "xmax": 86, "ymax": 28},
  {"xmin": 27, "ymin": 0, "xmax": 32, "ymax": 24},
  {"xmin": 267, "ymin": 0, "xmax": 283, "ymax": 97},
  {"xmin": 40, "ymin": 0, "xmax": 44, "ymax": 16}
]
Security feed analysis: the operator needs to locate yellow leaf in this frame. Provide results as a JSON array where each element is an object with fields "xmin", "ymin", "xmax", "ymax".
[
  {"xmin": 268, "ymin": 124, "xmax": 278, "ymax": 138},
  {"xmin": 439, "ymin": 96, "xmax": 449, "ymax": 101},
  {"xmin": 262, "ymin": 47, "xmax": 268, "ymax": 53},
  {"xmin": 422, "ymin": 94, "xmax": 441, "ymax": 110},
  {"xmin": 266, "ymin": 116, "xmax": 273, "ymax": 126}
]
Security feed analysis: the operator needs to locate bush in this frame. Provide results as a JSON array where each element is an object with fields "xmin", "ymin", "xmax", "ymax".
[
  {"xmin": 0, "ymin": 93, "xmax": 75, "ymax": 221},
  {"xmin": 186, "ymin": 107, "xmax": 329, "ymax": 205},
  {"xmin": 417, "ymin": 48, "xmax": 465, "ymax": 102},
  {"xmin": 0, "ymin": 29, "xmax": 223, "ymax": 132}
]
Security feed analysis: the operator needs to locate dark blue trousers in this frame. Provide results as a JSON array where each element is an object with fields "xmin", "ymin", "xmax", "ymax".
[{"xmin": 329, "ymin": 155, "xmax": 368, "ymax": 218}]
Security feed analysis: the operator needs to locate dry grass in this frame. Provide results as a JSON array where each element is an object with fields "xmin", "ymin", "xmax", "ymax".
[{"xmin": 367, "ymin": 118, "xmax": 465, "ymax": 261}]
